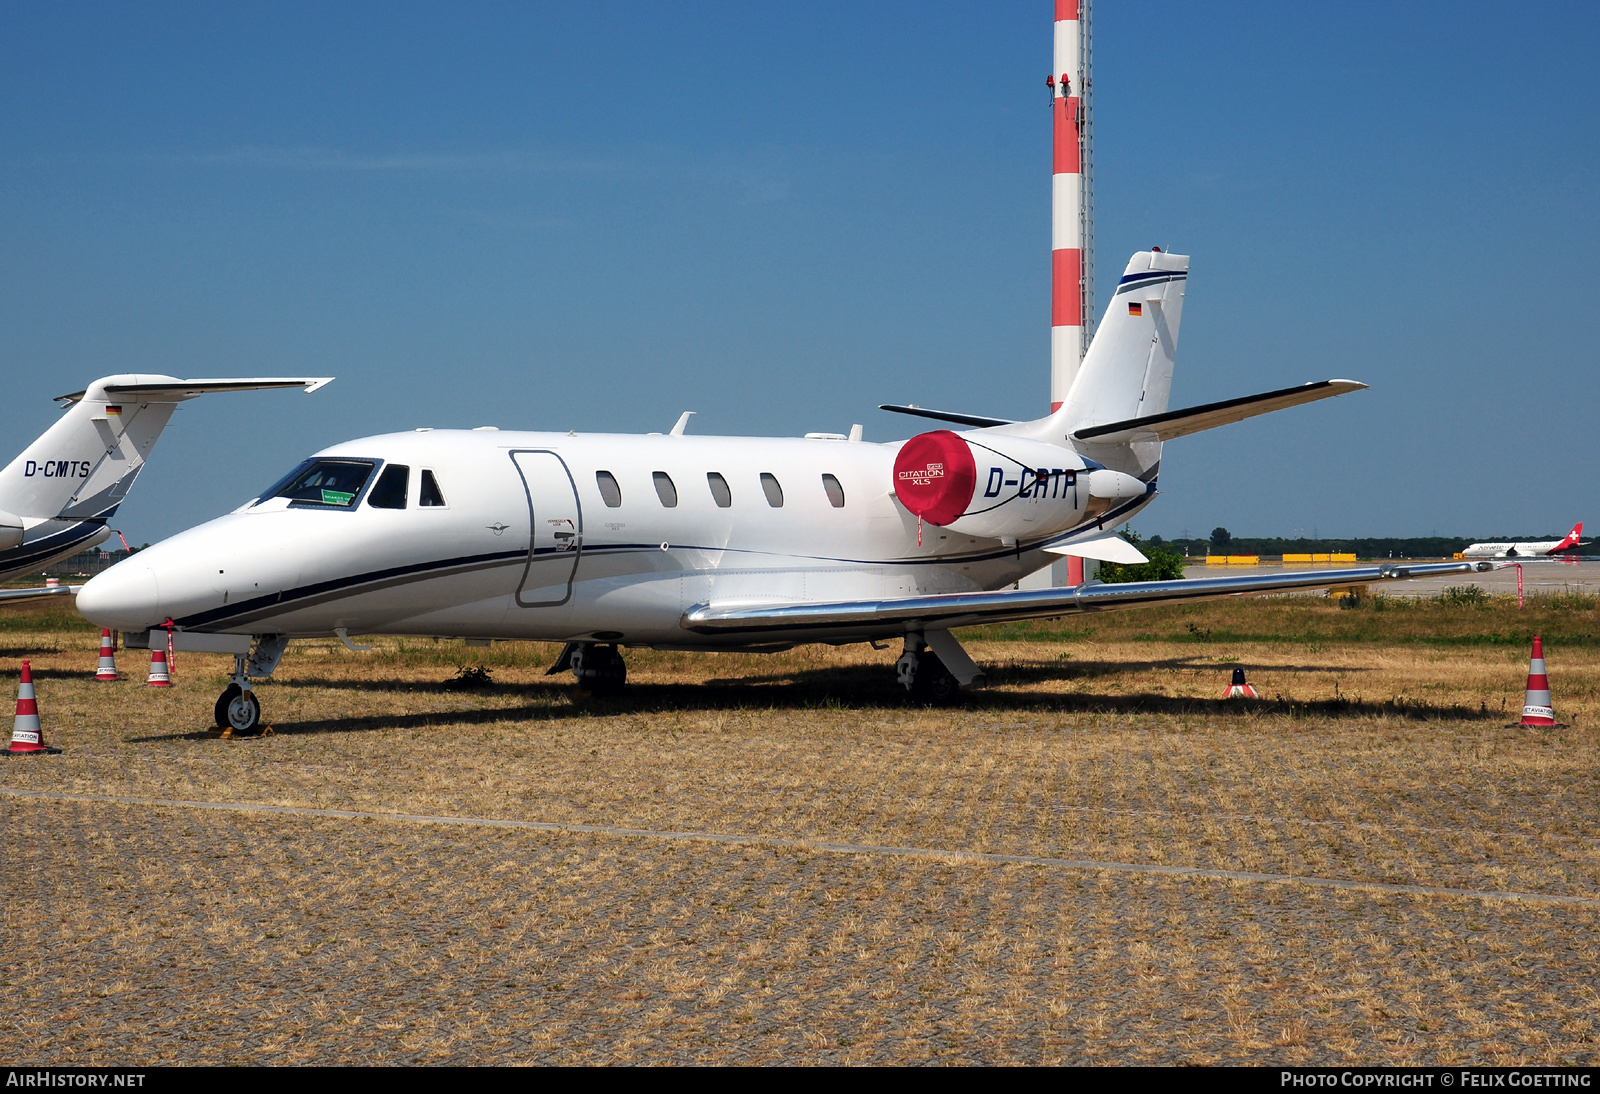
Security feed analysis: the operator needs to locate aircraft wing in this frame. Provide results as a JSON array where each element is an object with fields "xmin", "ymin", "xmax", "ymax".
[
  {"xmin": 0, "ymin": 584, "xmax": 77, "ymax": 604},
  {"xmin": 54, "ymin": 378, "xmax": 334, "ymax": 405},
  {"xmin": 682, "ymin": 560, "xmax": 1491, "ymax": 637},
  {"xmin": 1072, "ymin": 380, "xmax": 1367, "ymax": 444}
]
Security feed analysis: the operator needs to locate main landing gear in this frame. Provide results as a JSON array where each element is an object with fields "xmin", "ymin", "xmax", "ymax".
[
  {"xmin": 569, "ymin": 642, "xmax": 627, "ymax": 696},
  {"xmin": 213, "ymin": 635, "xmax": 289, "ymax": 736},
  {"xmin": 896, "ymin": 630, "xmax": 985, "ymax": 706}
]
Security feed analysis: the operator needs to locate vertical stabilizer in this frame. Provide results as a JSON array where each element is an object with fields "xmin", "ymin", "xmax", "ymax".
[
  {"xmin": 0, "ymin": 376, "xmax": 180, "ymax": 521},
  {"xmin": 1063, "ymin": 250, "xmax": 1188, "ymax": 432}
]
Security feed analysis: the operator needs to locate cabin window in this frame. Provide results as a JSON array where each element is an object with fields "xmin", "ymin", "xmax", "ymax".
[
  {"xmin": 419, "ymin": 469, "xmax": 447, "ymax": 507},
  {"xmin": 596, "ymin": 470, "xmax": 622, "ymax": 507},
  {"xmin": 760, "ymin": 472, "xmax": 784, "ymax": 508},
  {"xmin": 367, "ymin": 464, "xmax": 410, "ymax": 509},
  {"xmin": 269, "ymin": 459, "xmax": 375, "ymax": 508},
  {"xmin": 653, "ymin": 472, "xmax": 679, "ymax": 508},
  {"xmin": 706, "ymin": 472, "xmax": 732, "ymax": 508},
  {"xmin": 821, "ymin": 474, "xmax": 845, "ymax": 508}
]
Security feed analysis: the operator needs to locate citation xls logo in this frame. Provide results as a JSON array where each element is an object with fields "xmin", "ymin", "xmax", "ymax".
[
  {"xmin": 897, "ymin": 462, "xmax": 944, "ymax": 487},
  {"xmin": 24, "ymin": 460, "xmax": 92, "ymax": 479}
]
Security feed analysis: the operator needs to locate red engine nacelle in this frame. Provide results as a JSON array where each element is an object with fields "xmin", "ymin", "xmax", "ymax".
[{"xmin": 893, "ymin": 430, "xmax": 1145, "ymax": 540}]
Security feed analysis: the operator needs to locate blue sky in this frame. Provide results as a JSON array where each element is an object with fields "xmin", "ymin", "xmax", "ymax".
[{"xmin": 2, "ymin": 1, "xmax": 1595, "ymax": 545}]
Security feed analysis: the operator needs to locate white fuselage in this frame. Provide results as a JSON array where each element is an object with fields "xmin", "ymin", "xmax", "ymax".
[{"xmin": 76, "ymin": 428, "xmax": 1153, "ymax": 648}]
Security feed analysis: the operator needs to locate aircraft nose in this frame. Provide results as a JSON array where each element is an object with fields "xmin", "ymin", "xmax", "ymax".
[{"xmin": 76, "ymin": 560, "xmax": 162, "ymax": 632}]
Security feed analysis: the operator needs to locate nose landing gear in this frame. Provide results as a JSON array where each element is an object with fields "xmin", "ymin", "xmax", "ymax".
[{"xmin": 211, "ymin": 635, "xmax": 288, "ymax": 737}]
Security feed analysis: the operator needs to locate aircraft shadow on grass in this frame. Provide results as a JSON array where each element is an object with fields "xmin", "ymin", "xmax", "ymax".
[{"xmin": 120, "ymin": 658, "xmax": 1495, "ymax": 739}]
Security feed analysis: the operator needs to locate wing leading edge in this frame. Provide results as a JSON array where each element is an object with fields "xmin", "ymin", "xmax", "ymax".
[{"xmin": 682, "ymin": 561, "xmax": 1493, "ymax": 637}]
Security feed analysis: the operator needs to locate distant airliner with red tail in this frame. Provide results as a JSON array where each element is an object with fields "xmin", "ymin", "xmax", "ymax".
[{"xmin": 1462, "ymin": 524, "xmax": 1585, "ymax": 559}]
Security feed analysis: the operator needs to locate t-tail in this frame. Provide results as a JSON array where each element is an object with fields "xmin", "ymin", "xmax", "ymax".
[{"xmin": 0, "ymin": 374, "xmax": 331, "ymax": 589}]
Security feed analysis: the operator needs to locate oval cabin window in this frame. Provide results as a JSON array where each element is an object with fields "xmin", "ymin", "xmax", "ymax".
[
  {"xmin": 653, "ymin": 472, "xmax": 679, "ymax": 508},
  {"xmin": 821, "ymin": 474, "xmax": 845, "ymax": 508},
  {"xmin": 596, "ymin": 471, "xmax": 622, "ymax": 508},
  {"xmin": 706, "ymin": 472, "xmax": 732, "ymax": 508},
  {"xmin": 760, "ymin": 473, "xmax": 784, "ymax": 508}
]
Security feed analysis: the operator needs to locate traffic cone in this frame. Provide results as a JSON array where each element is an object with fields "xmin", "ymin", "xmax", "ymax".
[
  {"xmin": 1223, "ymin": 667, "xmax": 1259, "ymax": 699},
  {"xmin": 1516, "ymin": 636, "xmax": 1558, "ymax": 727},
  {"xmin": 95, "ymin": 629, "xmax": 119, "ymax": 681},
  {"xmin": 147, "ymin": 647, "xmax": 171, "ymax": 687},
  {"xmin": 3, "ymin": 661, "xmax": 60, "ymax": 755}
]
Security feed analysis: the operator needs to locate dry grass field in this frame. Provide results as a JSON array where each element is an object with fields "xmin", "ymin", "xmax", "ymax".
[{"xmin": 2, "ymin": 591, "xmax": 1598, "ymax": 1065}]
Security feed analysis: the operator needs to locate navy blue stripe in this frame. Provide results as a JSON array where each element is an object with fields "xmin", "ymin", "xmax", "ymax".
[
  {"xmin": 174, "ymin": 548, "xmax": 530, "ymax": 629},
  {"xmin": 0, "ymin": 522, "xmax": 107, "ymax": 574},
  {"xmin": 1117, "ymin": 269, "xmax": 1187, "ymax": 285},
  {"xmin": 1113, "ymin": 272, "xmax": 1186, "ymax": 297},
  {"xmin": 175, "ymin": 496, "xmax": 1161, "ymax": 631}
]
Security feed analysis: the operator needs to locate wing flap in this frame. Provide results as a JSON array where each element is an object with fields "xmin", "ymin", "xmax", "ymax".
[
  {"xmin": 1071, "ymin": 380, "xmax": 1367, "ymax": 444},
  {"xmin": 682, "ymin": 561, "xmax": 1490, "ymax": 636}
]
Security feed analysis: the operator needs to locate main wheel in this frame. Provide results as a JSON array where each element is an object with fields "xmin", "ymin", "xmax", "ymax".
[
  {"xmin": 214, "ymin": 684, "xmax": 242, "ymax": 728},
  {"xmin": 572, "ymin": 644, "xmax": 627, "ymax": 696},
  {"xmin": 910, "ymin": 651, "xmax": 962, "ymax": 706},
  {"xmin": 223, "ymin": 689, "xmax": 262, "ymax": 734}
]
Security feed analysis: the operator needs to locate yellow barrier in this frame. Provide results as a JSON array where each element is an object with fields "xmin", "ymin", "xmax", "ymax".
[
  {"xmin": 1226, "ymin": 555, "xmax": 1260, "ymax": 565},
  {"xmin": 1283, "ymin": 553, "xmax": 1312, "ymax": 562},
  {"xmin": 1205, "ymin": 556, "xmax": 1227, "ymax": 565},
  {"xmin": 1331, "ymin": 553, "xmax": 1356, "ymax": 562}
]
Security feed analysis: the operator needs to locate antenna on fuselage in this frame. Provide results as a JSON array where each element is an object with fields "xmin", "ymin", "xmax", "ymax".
[{"xmin": 670, "ymin": 411, "xmax": 696, "ymax": 437}]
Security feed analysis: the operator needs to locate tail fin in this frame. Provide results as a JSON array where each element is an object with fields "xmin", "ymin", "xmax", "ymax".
[
  {"xmin": 0, "ymin": 374, "xmax": 334, "ymax": 522},
  {"xmin": 1062, "ymin": 250, "xmax": 1189, "ymax": 432},
  {"xmin": 1554, "ymin": 522, "xmax": 1583, "ymax": 552},
  {"xmin": 0, "ymin": 376, "xmax": 181, "ymax": 521}
]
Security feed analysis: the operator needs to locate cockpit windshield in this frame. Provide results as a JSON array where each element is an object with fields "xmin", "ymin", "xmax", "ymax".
[{"xmin": 258, "ymin": 459, "xmax": 376, "ymax": 508}]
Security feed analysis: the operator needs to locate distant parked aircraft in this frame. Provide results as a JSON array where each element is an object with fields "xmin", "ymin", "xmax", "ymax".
[{"xmin": 1462, "ymin": 523, "xmax": 1584, "ymax": 559}]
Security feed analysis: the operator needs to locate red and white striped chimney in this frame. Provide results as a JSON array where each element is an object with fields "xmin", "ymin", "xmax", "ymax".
[{"xmin": 1050, "ymin": 0, "xmax": 1082, "ymax": 413}]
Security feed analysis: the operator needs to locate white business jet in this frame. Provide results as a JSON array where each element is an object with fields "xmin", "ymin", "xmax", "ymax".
[
  {"xmin": 77, "ymin": 251, "xmax": 1490, "ymax": 732},
  {"xmin": 0, "ymin": 375, "xmax": 333, "ymax": 602}
]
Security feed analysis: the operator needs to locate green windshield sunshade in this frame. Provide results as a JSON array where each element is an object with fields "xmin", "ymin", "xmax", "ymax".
[{"xmin": 321, "ymin": 489, "xmax": 355, "ymax": 506}]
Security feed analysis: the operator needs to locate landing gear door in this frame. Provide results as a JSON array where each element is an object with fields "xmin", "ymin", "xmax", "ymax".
[{"xmin": 511, "ymin": 451, "xmax": 582, "ymax": 607}]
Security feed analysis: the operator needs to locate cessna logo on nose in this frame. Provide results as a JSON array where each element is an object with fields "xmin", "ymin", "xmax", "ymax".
[{"xmin": 897, "ymin": 462, "xmax": 945, "ymax": 486}]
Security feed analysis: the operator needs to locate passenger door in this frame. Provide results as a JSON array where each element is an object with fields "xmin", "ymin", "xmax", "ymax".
[{"xmin": 510, "ymin": 451, "xmax": 582, "ymax": 607}]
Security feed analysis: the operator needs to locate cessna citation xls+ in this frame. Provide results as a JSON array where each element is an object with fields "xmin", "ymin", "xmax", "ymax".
[{"xmin": 76, "ymin": 251, "xmax": 1491, "ymax": 732}]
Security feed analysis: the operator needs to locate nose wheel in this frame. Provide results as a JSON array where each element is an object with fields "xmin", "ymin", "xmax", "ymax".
[{"xmin": 214, "ymin": 683, "xmax": 263, "ymax": 734}]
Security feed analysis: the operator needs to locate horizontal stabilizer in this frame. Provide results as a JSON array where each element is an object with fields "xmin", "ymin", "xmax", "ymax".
[
  {"xmin": 1042, "ymin": 531, "xmax": 1147, "ymax": 564},
  {"xmin": 682, "ymin": 561, "xmax": 1492, "ymax": 636},
  {"xmin": 1071, "ymin": 380, "xmax": 1367, "ymax": 444},
  {"xmin": 878, "ymin": 405, "xmax": 1014, "ymax": 429},
  {"xmin": 55, "ymin": 377, "xmax": 334, "ymax": 405}
]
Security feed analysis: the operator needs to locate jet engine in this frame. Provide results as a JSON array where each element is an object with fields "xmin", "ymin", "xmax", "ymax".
[{"xmin": 893, "ymin": 430, "xmax": 1146, "ymax": 541}]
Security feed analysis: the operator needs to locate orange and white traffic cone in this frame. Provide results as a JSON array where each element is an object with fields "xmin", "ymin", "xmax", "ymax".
[
  {"xmin": 1516, "ymin": 636, "xmax": 1557, "ymax": 726},
  {"xmin": 147, "ymin": 647, "xmax": 171, "ymax": 687},
  {"xmin": 1223, "ymin": 667, "xmax": 1259, "ymax": 699},
  {"xmin": 95, "ymin": 629, "xmax": 119, "ymax": 681},
  {"xmin": 3, "ymin": 661, "xmax": 60, "ymax": 755}
]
